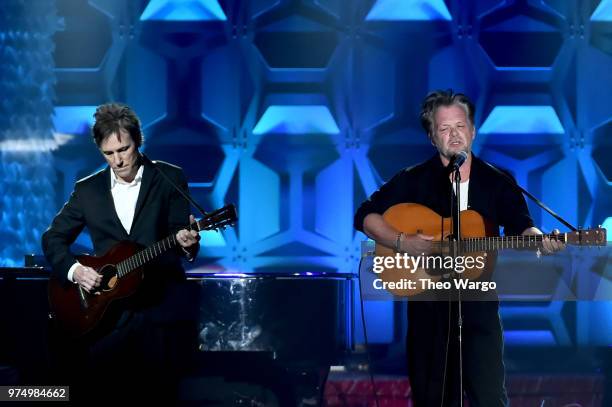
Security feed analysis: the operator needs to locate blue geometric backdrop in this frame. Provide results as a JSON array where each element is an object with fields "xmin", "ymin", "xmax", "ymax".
[{"xmin": 1, "ymin": 0, "xmax": 611, "ymax": 348}]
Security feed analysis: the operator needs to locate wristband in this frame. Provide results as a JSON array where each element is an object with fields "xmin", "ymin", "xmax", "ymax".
[{"xmin": 395, "ymin": 232, "xmax": 404, "ymax": 252}]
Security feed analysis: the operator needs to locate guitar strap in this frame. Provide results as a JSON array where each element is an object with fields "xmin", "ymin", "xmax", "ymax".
[{"xmin": 481, "ymin": 160, "xmax": 577, "ymax": 231}]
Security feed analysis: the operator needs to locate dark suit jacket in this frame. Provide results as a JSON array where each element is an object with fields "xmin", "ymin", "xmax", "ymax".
[{"xmin": 42, "ymin": 157, "xmax": 197, "ymax": 301}]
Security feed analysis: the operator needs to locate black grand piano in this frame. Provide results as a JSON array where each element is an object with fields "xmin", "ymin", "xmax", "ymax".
[
  {"xmin": 190, "ymin": 271, "xmax": 354, "ymax": 405},
  {"xmin": 0, "ymin": 267, "xmax": 354, "ymax": 406}
]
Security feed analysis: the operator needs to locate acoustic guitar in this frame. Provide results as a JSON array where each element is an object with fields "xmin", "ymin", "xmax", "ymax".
[
  {"xmin": 48, "ymin": 204, "xmax": 237, "ymax": 337},
  {"xmin": 375, "ymin": 203, "xmax": 607, "ymax": 297}
]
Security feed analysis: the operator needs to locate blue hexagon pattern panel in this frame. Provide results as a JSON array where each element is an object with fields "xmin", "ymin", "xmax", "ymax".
[{"xmin": 1, "ymin": 0, "xmax": 611, "ymax": 348}]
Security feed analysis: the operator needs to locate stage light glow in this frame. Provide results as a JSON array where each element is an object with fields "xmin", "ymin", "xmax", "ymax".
[
  {"xmin": 253, "ymin": 105, "xmax": 340, "ymax": 135},
  {"xmin": 200, "ymin": 229, "xmax": 227, "ymax": 247},
  {"xmin": 0, "ymin": 133, "xmax": 72, "ymax": 152},
  {"xmin": 52, "ymin": 106, "xmax": 96, "ymax": 134},
  {"xmin": 366, "ymin": 0, "xmax": 451, "ymax": 21},
  {"xmin": 140, "ymin": 0, "xmax": 227, "ymax": 21},
  {"xmin": 479, "ymin": 106, "xmax": 564, "ymax": 135},
  {"xmin": 592, "ymin": 0, "xmax": 612, "ymax": 22},
  {"xmin": 602, "ymin": 217, "xmax": 612, "ymax": 242}
]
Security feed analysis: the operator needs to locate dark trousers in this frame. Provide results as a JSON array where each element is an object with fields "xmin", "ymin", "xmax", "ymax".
[
  {"xmin": 48, "ymin": 282, "xmax": 200, "ymax": 406},
  {"xmin": 407, "ymin": 301, "xmax": 508, "ymax": 407}
]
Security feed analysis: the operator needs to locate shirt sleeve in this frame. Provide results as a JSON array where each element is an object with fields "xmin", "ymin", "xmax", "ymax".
[
  {"xmin": 354, "ymin": 170, "xmax": 412, "ymax": 233},
  {"xmin": 67, "ymin": 262, "xmax": 81, "ymax": 283},
  {"xmin": 496, "ymin": 171, "xmax": 534, "ymax": 236},
  {"xmin": 167, "ymin": 169, "xmax": 200, "ymax": 260},
  {"xmin": 41, "ymin": 187, "xmax": 86, "ymax": 285}
]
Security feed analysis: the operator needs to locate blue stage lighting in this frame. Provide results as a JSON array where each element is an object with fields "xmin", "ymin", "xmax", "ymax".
[
  {"xmin": 480, "ymin": 106, "xmax": 564, "ymax": 135},
  {"xmin": 602, "ymin": 217, "xmax": 612, "ymax": 242},
  {"xmin": 140, "ymin": 0, "xmax": 227, "ymax": 21},
  {"xmin": 253, "ymin": 105, "xmax": 340, "ymax": 135},
  {"xmin": 366, "ymin": 0, "xmax": 451, "ymax": 21},
  {"xmin": 52, "ymin": 106, "xmax": 96, "ymax": 134},
  {"xmin": 504, "ymin": 330, "xmax": 556, "ymax": 346},
  {"xmin": 591, "ymin": 0, "xmax": 612, "ymax": 22}
]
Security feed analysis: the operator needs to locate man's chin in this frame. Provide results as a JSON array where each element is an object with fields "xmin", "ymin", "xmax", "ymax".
[
  {"xmin": 113, "ymin": 167, "xmax": 131, "ymax": 178},
  {"xmin": 447, "ymin": 147, "xmax": 468, "ymax": 156}
]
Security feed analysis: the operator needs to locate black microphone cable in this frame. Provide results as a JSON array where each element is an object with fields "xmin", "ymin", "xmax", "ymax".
[{"xmin": 141, "ymin": 153, "xmax": 208, "ymax": 218}]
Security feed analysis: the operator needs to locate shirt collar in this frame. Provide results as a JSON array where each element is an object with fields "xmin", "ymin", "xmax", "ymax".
[{"xmin": 110, "ymin": 164, "xmax": 144, "ymax": 188}]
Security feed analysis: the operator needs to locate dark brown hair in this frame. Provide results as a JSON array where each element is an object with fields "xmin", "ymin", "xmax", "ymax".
[
  {"xmin": 92, "ymin": 103, "xmax": 143, "ymax": 147},
  {"xmin": 419, "ymin": 90, "xmax": 475, "ymax": 137}
]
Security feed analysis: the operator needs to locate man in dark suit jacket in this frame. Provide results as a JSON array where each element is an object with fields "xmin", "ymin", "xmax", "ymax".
[{"xmin": 42, "ymin": 103, "xmax": 200, "ymax": 404}]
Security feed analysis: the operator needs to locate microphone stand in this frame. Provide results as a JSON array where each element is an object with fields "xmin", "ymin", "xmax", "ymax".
[{"xmin": 452, "ymin": 166, "xmax": 464, "ymax": 407}]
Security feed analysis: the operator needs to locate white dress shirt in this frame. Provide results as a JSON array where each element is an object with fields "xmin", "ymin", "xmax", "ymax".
[{"xmin": 110, "ymin": 165, "xmax": 144, "ymax": 234}]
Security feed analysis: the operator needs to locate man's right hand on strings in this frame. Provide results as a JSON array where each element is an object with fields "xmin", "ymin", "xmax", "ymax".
[{"xmin": 73, "ymin": 265, "xmax": 102, "ymax": 292}]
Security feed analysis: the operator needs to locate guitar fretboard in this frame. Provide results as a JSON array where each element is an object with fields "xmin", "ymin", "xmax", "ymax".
[
  {"xmin": 113, "ymin": 203, "xmax": 236, "ymax": 279},
  {"xmin": 116, "ymin": 234, "xmax": 180, "ymax": 278},
  {"xmin": 432, "ymin": 234, "xmax": 564, "ymax": 252},
  {"xmin": 116, "ymin": 222, "xmax": 202, "ymax": 278}
]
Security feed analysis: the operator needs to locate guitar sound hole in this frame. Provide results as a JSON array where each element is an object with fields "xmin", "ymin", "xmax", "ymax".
[{"xmin": 98, "ymin": 264, "xmax": 118, "ymax": 291}]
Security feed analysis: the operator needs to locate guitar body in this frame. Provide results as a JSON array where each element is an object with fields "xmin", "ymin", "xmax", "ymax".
[
  {"xmin": 48, "ymin": 241, "xmax": 145, "ymax": 338},
  {"xmin": 375, "ymin": 203, "xmax": 498, "ymax": 297}
]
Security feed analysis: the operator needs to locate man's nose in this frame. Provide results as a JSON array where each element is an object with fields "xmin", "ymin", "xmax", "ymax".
[{"xmin": 112, "ymin": 153, "xmax": 122, "ymax": 166}]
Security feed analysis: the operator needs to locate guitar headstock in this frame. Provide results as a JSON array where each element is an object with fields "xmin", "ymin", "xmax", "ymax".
[
  {"xmin": 195, "ymin": 204, "xmax": 237, "ymax": 231},
  {"xmin": 565, "ymin": 228, "xmax": 607, "ymax": 246}
]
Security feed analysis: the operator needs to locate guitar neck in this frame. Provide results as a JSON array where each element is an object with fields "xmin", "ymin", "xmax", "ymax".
[
  {"xmin": 453, "ymin": 234, "xmax": 563, "ymax": 252},
  {"xmin": 116, "ymin": 233, "xmax": 183, "ymax": 278},
  {"xmin": 454, "ymin": 227, "xmax": 605, "ymax": 251},
  {"xmin": 114, "ymin": 204, "xmax": 237, "ymax": 279}
]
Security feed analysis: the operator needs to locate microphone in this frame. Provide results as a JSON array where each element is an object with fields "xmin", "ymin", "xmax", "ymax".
[{"xmin": 446, "ymin": 150, "xmax": 468, "ymax": 173}]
